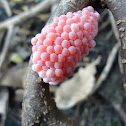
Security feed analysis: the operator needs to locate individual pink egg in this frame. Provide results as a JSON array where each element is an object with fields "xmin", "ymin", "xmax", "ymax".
[
  {"xmin": 63, "ymin": 25, "xmax": 71, "ymax": 33},
  {"xmin": 66, "ymin": 18, "xmax": 74, "ymax": 25},
  {"xmin": 58, "ymin": 54, "xmax": 65, "ymax": 62},
  {"xmin": 46, "ymin": 69, "xmax": 55, "ymax": 78},
  {"xmin": 54, "ymin": 45, "xmax": 62, "ymax": 54},
  {"xmin": 45, "ymin": 61, "xmax": 54, "ymax": 67},
  {"xmin": 46, "ymin": 46, "xmax": 54, "ymax": 54},
  {"xmin": 71, "ymin": 23, "xmax": 79, "ymax": 32},
  {"xmin": 74, "ymin": 39, "xmax": 82, "ymax": 47},
  {"xmin": 32, "ymin": 46, "xmax": 37, "ymax": 52},
  {"xmin": 33, "ymin": 52, "xmax": 41, "ymax": 61},
  {"xmin": 61, "ymin": 32, "xmax": 69, "ymax": 40},
  {"xmin": 54, "ymin": 62, "xmax": 62, "ymax": 69},
  {"xmin": 50, "ymin": 53, "xmax": 58, "ymax": 62},
  {"xmin": 31, "ymin": 37, "xmax": 38, "ymax": 45},
  {"xmin": 66, "ymin": 12, "xmax": 74, "ymax": 18},
  {"xmin": 39, "ymin": 70, "xmax": 46, "ymax": 78},
  {"xmin": 46, "ymin": 33, "xmax": 56, "ymax": 41},
  {"xmin": 46, "ymin": 27, "xmax": 56, "ymax": 33},
  {"xmin": 58, "ymin": 20, "xmax": 66, "ymax": 27},
  {"xmin": 41, "ymin": 52, "xmax": 50, "ymax": 61},
  {"xmin": 34, "ymin": 64, "xmax": 42, "ymax": 72},
  {"xmin": 43, "ymin": 38, "xmax": 52, "ymax": 46},
  {"xmin": 68, "ymin": 46, "xmax": 76, "ymax": 54},
  {"xmin": 72, "ymin": 15, "xmax": 80, "ymax": 23},
  {"xmin": 77, "ymin": 31, "xmax": 83, "ymax": 39},
  {"xmin": 37, "ymin": 45, "xmax": 46, "ymax": 53},
  {"xmin": 55, "ymin": 26, "xmax": 63, "ymax": 34},
  {"xmin": 84, "ymin": 23, "xmax": 91, "ymax": 31},
  {"xmin": 43, "ymin": 77, "xmax": 51, "ymax": 83},
  {"xmin": 61, "ymin": 40, "xmax": 70, "ymax": 48},
  {"xmin": 37, "ymin": 60, "xmax": 45, "ymax": 66},
  {"xmin": 69, "ymin": 31, "xmax": 77, "ymax": 40},
  {"xmin": 59, "ymin": 15, "xmax": 67, "ymax": 21},
  {"xmin": 54, "ymin": 37, "xmax": 63, "ymax": 45},
  {"xmin": 67, "ymin": 55, "xmax": 73, "ymax": 62},
  {"xmin": 62, "ymin": 48, "xmax": 69, "ymax": 57},
  {"xmin": 55, "ymin": 69, "xmax": 63, "ymax": 77}
]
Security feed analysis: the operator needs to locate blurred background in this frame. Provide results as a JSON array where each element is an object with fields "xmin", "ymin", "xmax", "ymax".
[{"xmin": 0, "ymin": 0, "xmax": 126, "ymax": 126}]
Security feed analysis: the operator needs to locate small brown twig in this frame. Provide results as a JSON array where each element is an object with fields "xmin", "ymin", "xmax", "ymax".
[
  {"xmin": 22, "ymin": 0, "xmax": 106, "ymax": 126},
  {"xmin": 0, "ymin": 88, "xmax": 9, "ymax": 126},
  {"xmin": 98, "ymin": 93, "xmax": 126, "ymax": 125},
  {"xmin": 112, "ymin": 103, "xmax": 126, "ymax": 125},
  {"xmin": 109, "ymin": 10, "xmax": 120, "ymax": 41},
  {"xmin": 99, "ymin": 18, "xmax": 110, "ymax": 31},
  {"xmin": 0, "ymin": 0, "xmax": 12, "ymax": 17},
  {"xmin": 106, "ymin": 0, "xmax": 126, "ymax": 89},
  {"xmin": 0, "ymin": 0, "xmax": 59, "ymax": 30},
  {"xmin": 95, "ymin": 43, "xmax": 119, "ymax": 91},
  {"xmin": 0, "ymin": 25, "xmax": 14, "ymax": 70}
]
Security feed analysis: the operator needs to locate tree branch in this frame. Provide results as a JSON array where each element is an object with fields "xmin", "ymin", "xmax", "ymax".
[
  {"xmin": 22, "ymin": 59, "xmax": 77, "ymax": 126},
  {"xmin": 105, "ymin": 0, "xmax": 126, "ymax": 89},
  {"xmin": 0, "ymin": 25, "xmax": 14, "ymax": 70},
  {"xmin": 22, "ymin": 0, "xmax": 107, "ymax": 126},
  {"xmin": 0, "ymin": 0, "xmax": 58, "ymax": 30}
]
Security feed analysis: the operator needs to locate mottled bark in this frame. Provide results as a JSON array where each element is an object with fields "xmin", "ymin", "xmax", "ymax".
[
  {"xmin": 22, "ymin": 58, "xmax": 77, "ymax": 126},
  {"xmin": 21, "ymin": 0, "xmax": 126, "ymax": 126},
  {"xmin": 105, "ymin": 0, "xmax": 126, "ymax": 89},
  {"xmin": 22, "ymin": 0, "xmax": 105, "ymax": 126}
]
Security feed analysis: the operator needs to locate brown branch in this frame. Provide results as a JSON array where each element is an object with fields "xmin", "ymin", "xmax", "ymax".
[
  {"xmin": 105, "ymin": 0, "xmax": 126, "ymax": 89},
  {"xmin": 95, "ymin": 43, "xmax": 119, "ymax": 91},
  {"xmin": 22, "ymin": 59, "xmax": 77, "ymax": 126},
  {"xmin": 112, "ymin": 104, "xmax": 126, "ymax": 125},
  {"xmin": 0, "ymin": 25, "xmax": 14, "ymax": 70},
  {"xmin": 0, "ymin": 0, "xmax": 58, "ymax": 30},
  {"xmin": 0, "ymin": 0, "xmax": 12, "ymax": 17},
  {"xmin": 22, "ymin": 0, "xmax": 107, "ymax": 126}
]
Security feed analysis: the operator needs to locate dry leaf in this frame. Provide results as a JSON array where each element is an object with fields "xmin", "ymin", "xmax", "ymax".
[
  {"xmin": 1, "ymin": 63, "xmax": 27, "ymax": 88},
  {"xmin": 55, "ymin": 57, "xmax": 101, "ymax": 109}
]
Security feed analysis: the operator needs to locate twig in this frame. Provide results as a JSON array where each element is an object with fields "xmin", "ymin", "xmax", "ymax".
[
  {"xmin": 112, "ymin": 104, "xmax": 126, "ymax": 125},
  {"xmin": 109, "ymin": 10, "xmax": 124, "ymax": 74},
  {"xmin": 99, "ymin": 9, "xmax": 108, "ymax": 22},
  {"xmin": 98, "ymin": 93, "xmax": 126, "ymax": 125},
  {"xmin": 22, "ymin": 0, "xmax": 107, "ymax": 126},
  {"xmin": 0, "ymin": 31, "xmax": 5, "ymax": 47},
  {"xmin": 0, "ymin": 25, "xmax": 14, "ymax": 70},
  {"xmin": 99, "ymin": 18, "xmax": 110, "ymax": 31},
  {"xmin": 0, "ymin": 0, "xmax": 12, "ymax": 17},
  {"xmin": 109, "ymin": 10, "xmax": 120, "ymax": 41},
  {"xmin": 0, "ymin": 0, "xmax": 58, "ymax": 30},
  {"xmin": 106, "ymin": 0, "xmax": 126, "ymax": 89},
  {"xmin": 106, "ymin": 30, "xmax": 113, "ymax": 40},
  {"xmin": 0, "ymin": 88, "xmax": 9, "ymax": 126},
  {"xmin": 95, "ymin": 43, "xmax": 120, "ymax": 91}
]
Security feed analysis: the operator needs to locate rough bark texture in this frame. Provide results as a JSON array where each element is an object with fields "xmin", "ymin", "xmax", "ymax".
[
  {"xmin": 22, "ymin": 58, "xmax": 77, "ymax": 126},
  {"xmin": 105, "ymin": 0, "xmax": 126, "ymax": 89},
  {"xmin": 22, "ymin": 0, "xmax": 126, "ymax": 126},
  {"xmin": 22, "ymin": 0, "xmax": 106, "ymax": 126}
]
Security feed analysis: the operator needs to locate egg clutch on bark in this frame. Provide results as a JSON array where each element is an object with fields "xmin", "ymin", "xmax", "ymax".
[{"xmin": 31, "ymin": 6, "xmax": 100, "ymax": 85}]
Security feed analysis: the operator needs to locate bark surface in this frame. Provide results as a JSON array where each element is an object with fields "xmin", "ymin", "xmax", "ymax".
[
  {"xmin": 22, "ymin": 0, "xmax": 126, "ymax": 126},
  {"xmin": 106, "ymin": 0, "xmax": 126, "ymax": 89}
]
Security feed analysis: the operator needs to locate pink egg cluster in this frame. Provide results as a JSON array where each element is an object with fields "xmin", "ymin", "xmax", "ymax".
[{"xmin": 31, "ymin": 6, "xmax": 100, "ymax": 85}]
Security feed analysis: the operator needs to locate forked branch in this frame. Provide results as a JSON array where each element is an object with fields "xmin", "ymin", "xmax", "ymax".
[{"xmin": 22, "ymin": 0, "xmax": 126, "ymax": 126}]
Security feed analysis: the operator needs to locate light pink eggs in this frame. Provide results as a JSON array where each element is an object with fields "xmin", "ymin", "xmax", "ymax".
[{"xmin": 31, "ymin": 6, "xmax": 100, "ymax": 85}]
